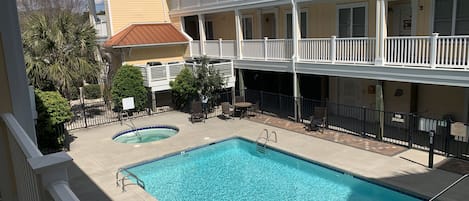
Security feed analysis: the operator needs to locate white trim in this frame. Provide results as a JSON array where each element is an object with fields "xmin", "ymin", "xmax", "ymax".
[
  {"xmin": 106, "ymin": 0, "xmax": 114, "ymax": 35},
  {"xmin": 336, "ymin": 2, "xmax": 368, "ymax": 37},
  {"xmin": 113, "ymin": 41, "xmax": 189, "ymax": 48}
]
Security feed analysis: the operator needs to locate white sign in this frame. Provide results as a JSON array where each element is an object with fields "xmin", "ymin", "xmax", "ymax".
[{"xmin": 122, "ymin": 97, "xmax": 135, "ymax": 110}]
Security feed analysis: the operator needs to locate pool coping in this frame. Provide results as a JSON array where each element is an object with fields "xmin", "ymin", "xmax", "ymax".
[
  {"xmin": 119, "ymin": 136, "xmax": 428, "ymax": 200},
  {"xmin": 112, "ymin": 125, "xmax": 180, "ymax": 140}
]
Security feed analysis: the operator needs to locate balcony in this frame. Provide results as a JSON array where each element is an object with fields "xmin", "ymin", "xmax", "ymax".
[
  {"xmin": 191, "ymin": 35, "xmax": 469, "ymax": 70},
  {"xmin": 0, "ymin": 113, "xmax": 79, "ymax": 201},
  {"xmin": 169, "ymin": 0, "xmax": 279, "ymax": 14},
  {"xmin": 137, "ymin": 61, "xmax": 236, "ymax": 92}
]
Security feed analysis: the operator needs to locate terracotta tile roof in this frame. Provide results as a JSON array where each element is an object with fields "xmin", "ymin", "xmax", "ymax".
[{"xmin": 104, "ymin": 23, "xmax": 189, "ymax": 48}]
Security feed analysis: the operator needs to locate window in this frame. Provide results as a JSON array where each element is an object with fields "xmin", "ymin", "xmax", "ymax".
[
  {"xmin": 434, "ymin": 0, "xmax": 469, "ymax": 35},
  {"xmin": 338, "ymin": 5, "xmax": 366, "ymax": 37},
  {"xmin": 242, "ymin": 16, "xmax": 253, "ymax": 39},
  {"xmin": 286, "ymin": 11, "xmax": 307, "ymax": 38},
  {"xmin": 205, "ymin": 21, "xmax": 214, "ymax": 40}
]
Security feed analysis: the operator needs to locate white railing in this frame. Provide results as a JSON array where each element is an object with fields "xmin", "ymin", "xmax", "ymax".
[
  {"xmin": 169, "ymin": 63, "xmax": 185, "ymax": 78},
  {"xmin": 242, "ymin": 39, "xmax": 265, "ymax": 60},
  {"xmin": 266, "ymin": 39, "xmax": 293, "ymax": 60},
  {"xmin": 212, "ymin": 62, "xmax": 233, "ymax": 77},
  {"xmin": 221, "ymin": 40, "xmax": 236, "ymax": 58},
  {"xmin": 299, "ymin": 38, "xmax": 332, "ymax": 62},
  {"xmin": 436, "ymin": 36, "xmax": 469, "ymax": 69},
  {"xmin": 191, "ymin": 40, "xmax": 201, "ymax": 57},
  {"xmin": 386, "ymin": 36, "xmax": 431, "ymax": 66},
  {"xmin": 171, "ymin": 0, "xmax": 244, "ymax": 10},
  {"xmin": 335, "ymin": 37, "xmax": 375, "ymax": 64},
  {"xmin": 205, "ymin": 40, "xmax": 220, "ymax": 57},
  {"xmin": 1, "ymin": 113, "xmax": 79, "ymax": 201},
  {"xmin": 385, "ymin": 34, "xmax": 469, "ymax": 69}
]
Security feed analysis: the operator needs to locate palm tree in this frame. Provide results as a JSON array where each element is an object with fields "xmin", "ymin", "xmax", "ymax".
[{"xmin": 22, "ymin": 12, "xmax": 100, "ymax": 98}]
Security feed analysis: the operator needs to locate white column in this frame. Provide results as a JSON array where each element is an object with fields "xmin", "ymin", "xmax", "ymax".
[
  {"xmin": 198, "ymin": 14, "xmax": 207, "ymax": 56},
  {"xmin": 235, "ymin": 9, "xmax": 243, "ymax": 59},
  {"xmin": 291, "ymin": 0, "xmax": 301, "ymax": 121},
  {"xmin": 375, "ymin": 0, "xmax": 388, "ymax": 66}
]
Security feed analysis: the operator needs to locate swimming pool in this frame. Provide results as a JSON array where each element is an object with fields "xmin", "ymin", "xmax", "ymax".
[
  {"xmin": 125, "ymin": 138, "xmax": 422, "ymax": 201},
  {"xmin": 113, "ymin": 126, "xmax": 178, "ymax": 144}
]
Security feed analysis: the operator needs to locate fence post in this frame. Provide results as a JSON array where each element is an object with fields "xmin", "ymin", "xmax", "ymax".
[
  {"xmin": 444, "ymin": 118, "xmax": 452, "ymax": 157},
  {"xmin": 330, "ymin": 35, "xmax": 336, "ymax": 63},
  {"xmin": 264, "ymin": 37, "xmax": 268, "ymax": 61},
  {"xmin": 219, "ymin": 38, "xmax": 223, "ymax": 58},
  {"xmin": 428, "ymin": 130, "xmax": 435, "ymax": 168},
  {"xmin": 429, "ymin": 33, "xmax": 439, "ymax": 68},
  {"xmin": 407, "ymin": 114, "xmax": 414, "ymax": 149},
  {"xmin": 362, "ymin": 106, "xmax": 366, "ymax": 137},
  {"xmin": 82, "ymin": 103, "xmax": 88, "ymax": 128},
  {"xmin": 260, "ymin": 90, "xmax": 264, "ymax": 113}
]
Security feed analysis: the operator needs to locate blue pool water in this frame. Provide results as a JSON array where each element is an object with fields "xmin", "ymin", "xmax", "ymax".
[{"xmin": 126, "ymin": 138, "xmax": 422, "ymax": 201}]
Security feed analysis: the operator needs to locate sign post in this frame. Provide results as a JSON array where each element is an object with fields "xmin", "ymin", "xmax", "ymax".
[{"xmin": 121, "ymin": 97, "xmax": 135, "ymax": 124}]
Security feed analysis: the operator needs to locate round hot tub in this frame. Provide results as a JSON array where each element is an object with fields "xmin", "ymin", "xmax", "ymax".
[{"xmin": 113, "ymin": 126, "xmax": 179, "ymax": 144}]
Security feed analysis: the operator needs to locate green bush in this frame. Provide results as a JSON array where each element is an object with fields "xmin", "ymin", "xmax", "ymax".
[
  {"xmin": 84, "ymin": 84, "xmax": 101, "ymax": 99},
  {"xmin": 169, "ymin": 67, "xmax": 198, "ymax": 110},
  {"xmin": 68, "ymin": 87, "xmax": 79, "ymax": 100},
  {"xmin": 111, "ymin": 65, "xmax": 148, "ymax": 111},
  {"xmin": 35, "ymin": 90, "xmax": 72, "ymax": 152}
]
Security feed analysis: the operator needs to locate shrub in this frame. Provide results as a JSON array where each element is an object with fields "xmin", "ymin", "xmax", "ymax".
[
  {"xmin": 84, "ymin": 84, "xmax": 101, "ymax": 99},
  {"xmin": 111, "ymin": 65, "xmax": 148, "ymax": 111},
  {"xmin": 170, "ymin": 67, "xmax": 198, "ymax": 110},
  {"xmin": 68, "ymin": 87, "xmax": 79, "ymax": 100},
  {"xmin": 35, "ymin": 90, "xmax": 72, "ymax": 152}
]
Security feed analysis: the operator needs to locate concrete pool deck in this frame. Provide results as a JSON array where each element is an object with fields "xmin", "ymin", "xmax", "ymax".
[{"xmin": 67, "ymin": 111, "xmax": 468, "ymax": 201}]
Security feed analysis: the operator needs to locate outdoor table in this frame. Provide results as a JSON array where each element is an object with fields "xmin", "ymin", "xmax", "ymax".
[{"xmin": 234, "ymin": 102, "xmax": 252, "ymax": 119}]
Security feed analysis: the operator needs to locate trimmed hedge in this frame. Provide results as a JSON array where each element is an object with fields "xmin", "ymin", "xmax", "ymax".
[
  {"xmin": 84, "ymin": 84, "xmax": 101, "ymax": 99},
  {"xmin": 111, "ymin": 65, "xmax": 147, "ymax": 111}
]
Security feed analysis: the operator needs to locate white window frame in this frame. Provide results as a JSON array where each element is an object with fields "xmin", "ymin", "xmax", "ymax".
[
  {"xmin": 285, "ymin": 9, "xmax": 308, "ymax": 39},
  {"xmin": 336, "ymin": 2, "xmax": 368, "ymax": 37},
  {"xmin": 431, "ymin": 0, "xmax": 468, "ymax": 35},
  {"xmin": 242, "ymin": 15, "xmax": 254, "ymax": 40}
]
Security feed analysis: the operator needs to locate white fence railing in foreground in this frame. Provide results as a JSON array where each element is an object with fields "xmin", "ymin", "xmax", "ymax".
[
  {"xmin": 335, "ymin": 37, "xmax": 375, "ymax": 64},
  {"xmin": 386, "ymin": 36, "xmax": 431, "ymax": 66},
  {"xmin": 1, "ymin": 113, "xmax": 79, "ymax": 201},
  {"xmin": 299, "ymin": 38, "xmax": 331, "ymax": 62},
  {"xmin": 436, "ymin": 36, "xmax": 469, "ymax": 69}
]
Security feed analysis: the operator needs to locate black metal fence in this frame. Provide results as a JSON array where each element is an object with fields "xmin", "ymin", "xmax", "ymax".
[
  {"xmin": 66, "ymin": 101, "xmax": 152, "ymax": 130},
  {"xmin": 242, "ymin": 89, "xmax": 469, "ymax": 160}
]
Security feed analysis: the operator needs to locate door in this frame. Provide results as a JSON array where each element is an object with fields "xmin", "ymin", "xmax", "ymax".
[
  {"xmin": 262, "ymin": 13, "xmax": 276, "ymax": 38},
  {"xmin": 391, "ymin": 3, "xmax": 412, "ymax": 36}
]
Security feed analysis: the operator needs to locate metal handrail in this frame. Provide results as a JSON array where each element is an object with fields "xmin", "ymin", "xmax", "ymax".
[
  {"xmin": 270, "ymin": 131, "xmax": 278, "ymax": 143},
  {"xmin": 429, "ymin": 174, "xmax": 469, "ymax": 201},
  {"xmin": 116, "ymin": 168, "xmax": 146, "ymax": 192}
]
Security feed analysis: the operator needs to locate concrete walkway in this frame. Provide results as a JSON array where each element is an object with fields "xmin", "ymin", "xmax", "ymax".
[{"xmin": 68, "ymin": 111, "xmax": 467, "ymax": 201}]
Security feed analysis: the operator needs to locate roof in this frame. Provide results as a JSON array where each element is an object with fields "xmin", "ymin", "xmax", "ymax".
[{"xmin": 104, "ymin": 23, "xmax": 189, "ymax": 48}]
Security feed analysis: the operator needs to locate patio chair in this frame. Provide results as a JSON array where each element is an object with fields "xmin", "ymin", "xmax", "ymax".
[
  {"xmin": 190, "ymin": 101, "xmax": 205, "ymax": 123},
  {"xmin": 247, "ymin": 101, "xmax": 260, "ymax": 117},
  {"xmin": 221, "ymin": 102, "xmax": 233, "ymax": 119},
  {"xmin": 307, "ymin": 106, "xmax": 327, "ymax": 132}
]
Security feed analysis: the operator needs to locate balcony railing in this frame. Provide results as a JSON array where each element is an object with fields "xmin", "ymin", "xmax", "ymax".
[
  {"xmin": 137, "ymin": 61, "xmax": 235, "ymax": 90},
  {"xmin": 191, "ymin": 35, "xmax": 469, "ymax": 70},
  {"xmin": 0, "ymin": 113, "xmax": 79, "ymax": 201}
]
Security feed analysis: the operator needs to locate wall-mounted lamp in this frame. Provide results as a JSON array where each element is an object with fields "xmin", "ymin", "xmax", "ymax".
[{"xmin": 394, "ymin": 89, "xmax": 403, "ymax": 97}]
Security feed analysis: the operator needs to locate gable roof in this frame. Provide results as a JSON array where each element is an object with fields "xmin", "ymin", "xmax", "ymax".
[{"xmin": 104, "ymin": 23, "xmax": 189, "ymax": 48}]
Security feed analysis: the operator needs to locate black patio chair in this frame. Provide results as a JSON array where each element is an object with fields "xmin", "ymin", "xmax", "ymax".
[
  {"xmin": 190, "ymin": 101, "xmax": 205, "ymax": 123},
  {"xmin": 307, "ymin": 106, "xmax": 327, "ymax": 132}
]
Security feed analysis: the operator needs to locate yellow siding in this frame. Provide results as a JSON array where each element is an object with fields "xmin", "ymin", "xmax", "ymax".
[
  {"xmin": 241, "ymin": 9, "xmax": 261, "ymax": 39},
  {"xmin": 106, "ymin": 0, "xmax": 170, "ymax": 35},
  {"xmin": 278, "ymin": 5, "xmax": 291, "ymax": 39},
  {"xmin": 124, "ymin": 45, "xmax": 186, "ymax": 65},
  {"xmin": 306, "ymin": 3, "xmax": 336, "ymax": 38},
  {"xmin": 206, "ymin": 12, "xmax": 236, "ymax": 40},
  {"xmin": 0, "ymin": 36, "xmax": 12, "ymax": 113},
  {"xmin": 170, "ymin": 16, "xmax": 182, "ymax": 32}
]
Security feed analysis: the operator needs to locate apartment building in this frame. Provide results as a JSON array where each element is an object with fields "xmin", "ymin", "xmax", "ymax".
[{"xmin": 102, "ymin": 0, "xmax": 469, "ymax": 138}]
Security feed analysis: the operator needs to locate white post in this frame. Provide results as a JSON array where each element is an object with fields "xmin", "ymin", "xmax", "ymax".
[
  {"xmin": 264, "ymin": 37, "xmax": 268, "ymax": 60},
  {"xmin": 188, "ymin": 39, "xmax": 193, "ymax": 57},
  {"xmin": 291, "ymin": 0, "xmax": 300, "ymax": 62},
  {"xmin": 219, "ymin": 38, "xmax": 223, "ymax": 58},
  {"xmin": 430, "ymin": 33, "xmax": 439, "ymax": 68},
  {"xmin": 146, "ymin": 66, "xmax": 152, "ymax": 85},
  {"xmin": 375, "ymin": 0, "xmax": 387, "ymax": 66},
  {"xmin": 165, "ymin": 64, "xmax": 170, "ymax": 81},
  {"xmin": 330, "ymin": 35, "xmax": 337, "ymax": 64},
  {"xmin": 235, "ymin": 9, "xmax": 243, "ymax": 59},
  {"xmin": 198, "ymin": 14, "xmax": 206, "ymax": 56}
]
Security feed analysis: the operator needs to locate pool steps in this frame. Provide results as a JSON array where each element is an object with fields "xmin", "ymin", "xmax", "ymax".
[{"xmin": 255, "ymin": 129, "xmax": 278, "ymax": 153}]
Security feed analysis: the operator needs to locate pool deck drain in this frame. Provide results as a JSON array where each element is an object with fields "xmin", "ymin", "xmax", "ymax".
[{"xmin": 67, "ymin": 111, "xmax": 468, "ymax": 201}]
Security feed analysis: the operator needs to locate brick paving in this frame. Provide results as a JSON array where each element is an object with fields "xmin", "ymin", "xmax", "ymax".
[{"xmin": 248, "ymin": 113, "xmax": 408, "ymax": 156}]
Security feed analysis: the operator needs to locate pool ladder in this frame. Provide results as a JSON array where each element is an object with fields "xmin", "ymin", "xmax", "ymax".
[
  {"xmin": 116, "ymin": 168, "xmax": 146, "ymax": 192},
  {"xmin": 255, "ymin": 129, "xmax": 277, "ymax": 153}
]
